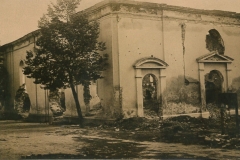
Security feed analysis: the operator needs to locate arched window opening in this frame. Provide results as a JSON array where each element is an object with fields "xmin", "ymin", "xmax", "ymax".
[{"xmin": 206, "ymin": 29, "xmax": 225, "ymax": 55}]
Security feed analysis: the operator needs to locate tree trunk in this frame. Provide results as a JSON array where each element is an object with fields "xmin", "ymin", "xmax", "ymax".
[
  {"xmin": 69, "ymin": 83, "xmax": 84, "ymax": 127},
  {"xmin": 83, "ymin": 82, "xmax": 91, "ymax": 116}
]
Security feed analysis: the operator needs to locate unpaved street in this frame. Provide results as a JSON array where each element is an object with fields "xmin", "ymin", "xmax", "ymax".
[{"xmin": 0, "ymin": 120, "xmax": 239, "ymax": 159}]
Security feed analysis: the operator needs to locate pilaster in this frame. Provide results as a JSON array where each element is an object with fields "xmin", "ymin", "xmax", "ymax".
[
  {"xmin": 135, "ymin": 69, "xmax": 144, "ymax": 117},
  {"xmin": 198, "ymin": 63, "xmax": 206, "ymax": 111}
]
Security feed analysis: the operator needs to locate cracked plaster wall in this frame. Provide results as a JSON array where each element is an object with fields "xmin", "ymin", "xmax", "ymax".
[{"xmin": 100, "ymin": 4, "xmax": 240, "ymax": 118}]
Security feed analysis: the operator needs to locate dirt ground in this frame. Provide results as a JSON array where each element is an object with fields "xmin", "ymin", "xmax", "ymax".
[{"xmin": 0, "ymin": 119, "xmax": 240, "ymax": 159}]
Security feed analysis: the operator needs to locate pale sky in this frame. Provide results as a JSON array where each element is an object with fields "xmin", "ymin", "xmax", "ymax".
[{"xmin": 1, "ymin": 0, "xmax": 240, "ymax": 45}]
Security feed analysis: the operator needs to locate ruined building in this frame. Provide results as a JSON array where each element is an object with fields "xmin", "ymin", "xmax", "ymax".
[{"xmin": 0, "ymin": 0, "xmax": 240, "ymax": 122}]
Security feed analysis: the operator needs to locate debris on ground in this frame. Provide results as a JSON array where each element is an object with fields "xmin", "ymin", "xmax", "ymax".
[
  {"xmin": 89, "ymin": 115, "xmax": 240, "ymax": 150},
  {"xmin": 158, "ymin": 115, "xmax": 240, "ymax": 149}
]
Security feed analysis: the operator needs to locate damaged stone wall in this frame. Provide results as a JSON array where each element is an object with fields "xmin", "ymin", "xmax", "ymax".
[
  {"xmin": 48, "ymin": 90, "xmax": 65, "ymax": 117},
  {"xmin": 14, "ymin": 84, "xmax": 31, "ymax": 118},
  {"xmin": 163, "ymin": 75, "xmax": 201, "ymax": 115},
  {"xmin": 63, "ymin": 84, "xmax": 101, "ymax": 117},
  {"xmin": 82, "ymin": 0, "xmax": 240, "ymax": 119}
]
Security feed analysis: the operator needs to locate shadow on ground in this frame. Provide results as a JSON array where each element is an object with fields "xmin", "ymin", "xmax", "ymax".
[{"xmin": 20, "ymin": 115, "xmax": 240, "ymax": 159}]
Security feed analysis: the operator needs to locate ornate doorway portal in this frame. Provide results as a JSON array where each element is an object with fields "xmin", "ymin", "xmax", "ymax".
[
  {"xmin": 196, "ymin": 51, "xmax": 233, "ymax": 112},
  {"xmin": 133, "ymin": 57, "xmax": 168, "ymax": 117}
]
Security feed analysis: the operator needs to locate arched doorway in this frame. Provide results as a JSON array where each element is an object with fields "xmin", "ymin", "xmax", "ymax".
[
  {"xmin": 142, "ymin": 74, "xmax": 158, "ymax": 117},
  {"xmin": 205, "ymin": 70, "xmax": 225, "ymax": 119},
  {"xmin": 205, "ymin": 70, "xmax": 224, "ymax": 104}
]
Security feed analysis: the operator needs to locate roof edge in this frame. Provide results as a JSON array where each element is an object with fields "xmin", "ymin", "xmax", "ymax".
[
  {"xmin": 78, "ymin": 0, "xmax": 240, "ymax": 19},
  {"xmin": 0, "ymin": 29, "xmax": 40, "ymax": 51}
]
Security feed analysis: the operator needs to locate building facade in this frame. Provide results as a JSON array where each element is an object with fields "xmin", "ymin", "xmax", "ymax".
[{"xmin": 1, "ymin": 0, "xmax": 240, "ymax": 121}]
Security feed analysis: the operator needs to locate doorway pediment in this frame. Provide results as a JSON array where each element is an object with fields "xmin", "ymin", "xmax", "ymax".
[
  {"xmin": 133, "ymin": 57, "xmax": 168, "ymax": 69},
  {"xmin": 196, "ymin": 51, "xmax": 234, "ymax": 63}
]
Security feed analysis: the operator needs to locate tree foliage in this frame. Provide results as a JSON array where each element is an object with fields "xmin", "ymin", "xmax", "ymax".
[
  {"xmin": 39, "ymin": 0, "xmax": 81, "ymax": 27},
  {"xmin": 24, "ymin": 15, "xmax": 107, "ymax": 90},
  {"xmin": 23, "ymin": 0, "xmax": 108, "ymax": 126}
]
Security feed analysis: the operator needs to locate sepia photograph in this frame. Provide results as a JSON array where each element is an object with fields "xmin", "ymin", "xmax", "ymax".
[{"xmin": 0, "ymin": 0, "xmax": 240, "ymax": 159}]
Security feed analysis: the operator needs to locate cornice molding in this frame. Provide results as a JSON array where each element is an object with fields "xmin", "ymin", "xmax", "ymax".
[
  {"xmin": 78, "ymin": 0, "xmax": 240, "ymax": 25},
  {"xmin": 0, "ymin": 30, "xmax": 40, "ymax": 52}
]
